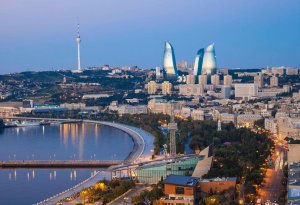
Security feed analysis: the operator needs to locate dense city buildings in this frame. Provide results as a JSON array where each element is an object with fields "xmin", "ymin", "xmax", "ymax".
[{"xmin": 1, "ymin": 1, "xmax": 300, "ymax": 205}]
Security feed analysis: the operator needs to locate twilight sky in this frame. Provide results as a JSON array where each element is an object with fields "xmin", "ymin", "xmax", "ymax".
[{"xmin": 0, "ymin": 0, "xmax": 300, "ymax": 73}]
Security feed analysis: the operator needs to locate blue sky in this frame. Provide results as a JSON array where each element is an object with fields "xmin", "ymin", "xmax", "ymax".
[{"xmin": 0, "ymin": 0, "xmax": 300, "ymax": 73}]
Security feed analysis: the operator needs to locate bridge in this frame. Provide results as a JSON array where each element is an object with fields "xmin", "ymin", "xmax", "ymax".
[
  {"xmin": 3, "ymin": 116, "xmax": 82, "ymax": 123},
  {"xmin": 0, "ymin": 160, "xmax": 123, "ymax": 169}
]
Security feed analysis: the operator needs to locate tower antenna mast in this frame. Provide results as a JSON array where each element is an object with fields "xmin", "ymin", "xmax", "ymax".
[{"xmin": 76, "ymin": 22, "xmax": 81, "ymax": 72}]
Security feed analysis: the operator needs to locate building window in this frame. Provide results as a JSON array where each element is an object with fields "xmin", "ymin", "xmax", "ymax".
[{"xmin": 175, "ymin": 187, "xmax": 185, "ymax": 194}]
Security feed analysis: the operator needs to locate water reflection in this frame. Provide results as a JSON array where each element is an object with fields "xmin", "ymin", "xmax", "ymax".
[{"xmin": 0, "ymin": 123, "xmax": 127, "ymax": 205}]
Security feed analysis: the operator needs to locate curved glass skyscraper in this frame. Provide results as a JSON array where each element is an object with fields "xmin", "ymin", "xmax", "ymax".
[
  {"xmin": 193, "ymin": 48, "xmax": 205, "ymax": 76},
  {"xmin": 163, "ymin": 41, "xmax": 178, "ymax": 77},
  {"xmin": 201, "ymin": 44, "xmax": 217, "ymax": 75}
]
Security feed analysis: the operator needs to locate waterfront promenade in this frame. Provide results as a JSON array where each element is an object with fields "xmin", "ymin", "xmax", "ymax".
[{"xmin": 34, "ymin": 120, "xmax": 154, "ymax": 205}]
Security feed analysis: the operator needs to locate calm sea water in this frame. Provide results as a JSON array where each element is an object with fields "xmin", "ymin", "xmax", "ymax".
[{"xmin": 0, "ymin": 123, "xmax": 134, "ymax": 205}]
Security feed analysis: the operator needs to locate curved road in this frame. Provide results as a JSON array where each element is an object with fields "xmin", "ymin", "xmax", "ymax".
[{"xmin": 35, "ymin": 120, "xmax": 154, "ymax": 205}]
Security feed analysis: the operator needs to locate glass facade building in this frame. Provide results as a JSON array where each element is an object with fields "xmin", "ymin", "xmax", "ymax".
[
  {"xmin": 201, "ymin": 44, "xmax": 217, "ymax": 75},
  {"xmin": 135, "ymin": 155, "xmax": 204, "ymax": 184},
  {"xmin": 163, "ymin": 41, "xmax": 178, "ymax": 77},
  {"xmin": 193, "ymin": 48, "xmax": 205, "ymax": 76}
]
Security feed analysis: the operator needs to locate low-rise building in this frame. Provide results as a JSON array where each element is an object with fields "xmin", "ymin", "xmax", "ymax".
[
  {"xmin": 219, "ymin": 113, "xmax": 236, "ymax": 125},
  {"xmin": 236, "ymin": 114, "xmax": 262, "ymax": 128},
  {"xmin": 148, "ymin": 99, "xmax": 181, "ymax": 115},
  {"xmin": 60, "ymin": 103, "xmax": 86, "ymax": 110},
  {"xmin": 0, "ymin": 106, "xmax": 20, "ymax": 117},
  {"xmin": 162, "ymin": 175, "xmax": 199, "ymax": 205},
  {"xmin": 117, "ymin": 105, "xmax": 148, "ymax": 115}
]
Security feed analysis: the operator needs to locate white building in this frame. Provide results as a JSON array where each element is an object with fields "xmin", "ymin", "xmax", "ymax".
[
  {"xmin": 155, "ymin": 67, "xmax": 161, "ymax": 79},
  {"xmin": 148, "ymin": 99, "xmax": 181, "ymax": 115},
  {"xmin": 161, "ymin": 81, "xmax": 172, "ymax": 95},
  {"xmin": 265, "ymin": 118, "xmax": 278, "ymax": 135},
  {"xmin": 223, "ymin": 75, "xmax": 233, "ymax": 86},
  {"xmin": 234, "ymin": 83, "xmax": 258, "ymax": 100},
  {"xmin": 186, "ymin": 74, "xmax": 195, "ymax": 84},
  {"xmin": 147, "ymin": 81, "xmax": 158, "ymax": 94},
  {"xmin": 117, "ymin": 105, "xmax": 148, "ymax": 115},
  {"xmin": 211, "ymin": 74, "xmax": 220, "ymax": 86}
]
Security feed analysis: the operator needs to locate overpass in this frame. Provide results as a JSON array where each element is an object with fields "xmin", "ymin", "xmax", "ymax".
[{"xmin": 0, "ymin": 160, "xmax": 123, "ymax": 169}]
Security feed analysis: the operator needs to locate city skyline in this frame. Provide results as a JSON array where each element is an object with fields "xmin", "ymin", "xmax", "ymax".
[{"xmin": 0, "ymin": 0, "xmax": 300, "ymax": 73}]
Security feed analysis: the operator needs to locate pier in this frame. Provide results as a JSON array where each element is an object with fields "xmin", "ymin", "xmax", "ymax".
[{"xmin": 0, "ymin": 160, "xmax": 123, "ymax": 169}]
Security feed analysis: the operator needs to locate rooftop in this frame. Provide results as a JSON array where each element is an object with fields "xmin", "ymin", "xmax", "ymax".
[{"xmin": 163, "ymin": 174, "xmax": 199, "ymax": 187}]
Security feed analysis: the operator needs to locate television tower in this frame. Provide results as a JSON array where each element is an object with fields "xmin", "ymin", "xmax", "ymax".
[
  {"xmin": 168, "ymin": 103, "xmax": 177, "ymax": 157},
  {"xmin": 76, "ymin": 23, "xmax": 81, "ymax": 72}
]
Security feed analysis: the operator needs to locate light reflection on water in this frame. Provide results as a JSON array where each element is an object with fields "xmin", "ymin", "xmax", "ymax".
[{"xmin": 0, "ymin": 123, "xmax": 133, "ymax": 205}]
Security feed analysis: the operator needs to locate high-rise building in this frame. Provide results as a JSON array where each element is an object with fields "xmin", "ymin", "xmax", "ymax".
[
  {"xmin": 193, "ymin": 48, "xmax": 205, "ymax": 76},
  {"xmin": 155, "ymin": 67, "xmax": 161, "ymax": 80},
  {"xmin": 147, "ymin": 81, "xmax": 158, "ymax": 94},
  {"xmin": 198, "ymin": 75, "xmax": 208, "ymax": 86},
  {"xmin": 254, "ymin": 72, "xmax": 264, "ymax": 88},
  {"xmin": 163, "ymin": 42, "xmax": 178, "ymax": 78},
  {"xmin": 161, "ymin": 81, "xmax": 172, "ymax": 95},
  {"xmin": 201, "ymin": 44, "xmax": 217, "ymax": 75},
  {"xmin": 211, "ymin": 74, "xmax": 220, "ymax": 86},
  {"xmin": 270, "ymin": 75, "xmax": 278, "ymax": 87},
  {"xmin": 186, "ymin": 74, "xmax": 195, "ymax": 84},
  {"xmin": 224, "ymin": 75, "xmax": 232, "ymax": 86},
  {"xmin": 235, "ymin": 84, "xmax": 258, "ymax": 99},
  {"xmin": 221, "ymin": 85, "xmax": 231, "ymax": 99}
]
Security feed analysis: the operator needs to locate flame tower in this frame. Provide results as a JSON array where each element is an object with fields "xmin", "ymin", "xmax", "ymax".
[
  {"xmin": 163, "ymin": 41, "xmax": 178, "ymax": 79},
  {"xmin": 76, "ymin": 24, "xmax": 81, "ymax": 72}
]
